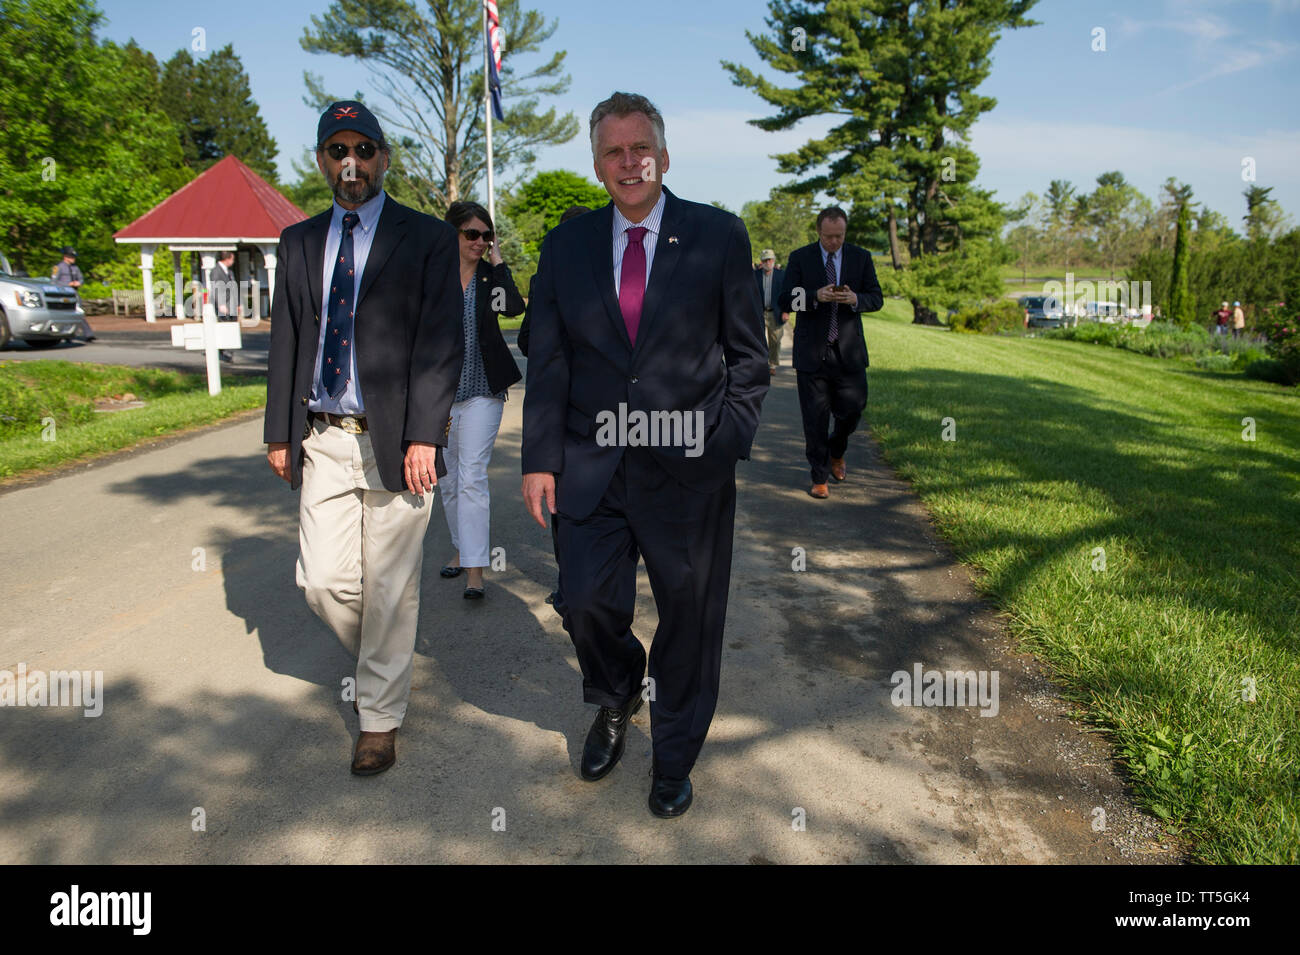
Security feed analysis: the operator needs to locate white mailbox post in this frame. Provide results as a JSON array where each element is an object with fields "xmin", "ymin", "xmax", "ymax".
[{"xmin": 170, "ymin": 301, "xmax": 241, "ymax": 395}]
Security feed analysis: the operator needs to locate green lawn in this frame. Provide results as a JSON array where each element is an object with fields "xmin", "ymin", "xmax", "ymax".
[
  {"xmin": 0, "ymin": 361, "xmax": 266, "ymax": 480},
  {"xmin": 863, "ymin": 309, "xmax": 1299, "ymax": 864}
]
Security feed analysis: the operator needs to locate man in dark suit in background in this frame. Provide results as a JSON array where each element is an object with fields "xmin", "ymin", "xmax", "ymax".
[
  {"xmin": 521, "ymin": 92, "xmax": 768, "ymax": 818},
  {"xmin": 264, "ymin": 100, "xmax": 462, "ymax": 776},
  {"xmin": 779, "ymin": 207, "xmax": 882, "ymax": 499},
  {"xmin": 754, "ymin": 249, "xmax": 788, "ymax": 371},
  {"xmin": 210, "ymin": 249, "xmax": 239, "ymax": 362}
]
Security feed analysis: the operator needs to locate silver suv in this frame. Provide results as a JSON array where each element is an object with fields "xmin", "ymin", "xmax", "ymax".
[{"xmin": 0, "ymin": 251, "xmax": 87, "ymax": 349}]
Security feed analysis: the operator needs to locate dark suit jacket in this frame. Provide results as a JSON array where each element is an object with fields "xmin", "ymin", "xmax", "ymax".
[
  {"xmin": 264, "ymin": 195, "xmax": 463, "ymax": 492},
  {"xmin": 753, "ymin": 266, "xmax": 785, "ymax": 318},
  {"xmin": 778, "ymin": 241, "xmax": 883, "ymax": 373},
  {"xmin": 521, "ymin": 187, "xmax": 770, "ymax": 520},
  {"xmin": 209, "ymin": 262, "xmax": 237, "ymax": 318},
  {"xmin": 466, "ymin": 258, "xmax": 525, "ymax": 393}
]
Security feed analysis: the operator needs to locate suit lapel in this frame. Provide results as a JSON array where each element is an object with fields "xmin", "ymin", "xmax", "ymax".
[
  {"xmin": 589, "ymin": 202, "xmax": 630, "ymax": 350},
  {"xmin": 356, "ymin": 197, "xmax": 408, "ymax": 307},
  {"xmin": 301, "ymin": 209, "xmax": 331, "ymax": 320}
]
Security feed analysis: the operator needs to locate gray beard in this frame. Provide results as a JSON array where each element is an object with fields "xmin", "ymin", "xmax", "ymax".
[{"xmin": 331, "ymin": 167, "xmax": 384, "ymax": 205}]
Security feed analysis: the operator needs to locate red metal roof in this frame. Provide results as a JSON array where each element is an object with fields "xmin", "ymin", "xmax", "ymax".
[{"xmin": 115, "ymin": 155, "xmax": 308, "ymax": 242}]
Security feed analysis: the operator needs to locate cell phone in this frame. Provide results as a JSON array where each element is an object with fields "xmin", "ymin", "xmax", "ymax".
[{"xmin": 834, "ymin": 285, "xmax": 850, "ymax": 292}]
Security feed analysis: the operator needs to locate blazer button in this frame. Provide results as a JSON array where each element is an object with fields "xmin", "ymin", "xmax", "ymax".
[
  {"xmin": 314, "ymin": 314, "xmax": 319, "ymax": 324},
  {"xmin": 301, "ymin": 396, "xmax": 308, "ymax": 405},
  {"xmin": 629, "ymin": 376, "xmax": 639, "ymax": 384}
]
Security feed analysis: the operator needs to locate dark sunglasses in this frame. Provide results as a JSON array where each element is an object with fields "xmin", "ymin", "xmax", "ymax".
[
  {"xmin": 459, "ymin": 228, "xmax": 494, "ymax": 242},
  {"xmin": 325, "ymin": 141, "xmax": 379, "ymax": 161}
]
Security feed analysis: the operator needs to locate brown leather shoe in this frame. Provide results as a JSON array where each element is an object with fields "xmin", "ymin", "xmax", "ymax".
[
  {"xmin": 351, "ymin": 729, "xmax": 397, "ymax": 776},
  {"xmin": 830, "ymin": 457, "xmax": 846, "ymax": 482},
  {"xmin": 809, "ymin": 483, "xmax": 829, "ymax": 499}
]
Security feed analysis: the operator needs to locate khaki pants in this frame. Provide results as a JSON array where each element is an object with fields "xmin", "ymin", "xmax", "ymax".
[
  {"xmin": 765, "ymin": 310, "xmax": 784, "ymax": 366},
  {"xmin": 295, "ymin": 417, "xmax": 434, "ymax": 732}
]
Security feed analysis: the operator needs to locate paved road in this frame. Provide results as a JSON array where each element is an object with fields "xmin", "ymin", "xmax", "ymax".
[
  {"xmin": 0, "ymin": 330, "xmax": 270, "ymax": 377},
  {"xmin": 0, "ymin": 331, "xmax": 1179, "ymax": 863}
]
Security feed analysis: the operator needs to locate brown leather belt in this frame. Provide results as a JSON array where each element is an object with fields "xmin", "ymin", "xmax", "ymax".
[{"xmin": 311, "ymin": 411, "xmax": 368, "ymax": 434}]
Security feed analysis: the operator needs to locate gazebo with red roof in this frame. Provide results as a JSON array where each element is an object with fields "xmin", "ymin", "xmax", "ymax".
[{"xmin": 114, "ymin": 155, "xmax": 308, "ymax": 322}]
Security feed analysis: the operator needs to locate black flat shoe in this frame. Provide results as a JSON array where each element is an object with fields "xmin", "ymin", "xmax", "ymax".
[
  {"xmin": 579, "ymin": 692, "xmax": 643, "ymax": 781},
  {"xmin": 648, "ymin": 772, "xmax": 693, "ymax": 818},
  {"xmin": 544, "ymin": 589, "xmax": 560, "ymax": 605},
  {"xmin": 463, "ymin": 587, "xmax": 484, "ymax": 599},
  {"xmin": 440, "ymin": 565, "xmax": 463, "ymax": 578}
]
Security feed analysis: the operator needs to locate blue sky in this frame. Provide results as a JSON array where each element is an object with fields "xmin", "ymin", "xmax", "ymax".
[{"xmin": 100, "ymin": 0, "xmax": 1300, "ymax": 226}]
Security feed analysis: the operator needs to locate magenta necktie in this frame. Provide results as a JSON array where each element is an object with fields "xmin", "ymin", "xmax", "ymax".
[{"xmin": 619, "ymin": 226, "xmax": 648, "ymax": 345}]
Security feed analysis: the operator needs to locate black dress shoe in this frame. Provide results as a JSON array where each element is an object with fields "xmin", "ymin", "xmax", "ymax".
[
  {"xmin": 463, "ymin": 586, "xmax": 484, "ymax": 600},
  {"xmin": 439, "ymin": 565, "xmax": 463, "ymax": 578},
  {"xmin": 649, "ymin": 772, "xmax": 693, "ymax": 818},
  {"xmin": 579, "ymin": 693, "xmax": 644, "ymax": 781}
]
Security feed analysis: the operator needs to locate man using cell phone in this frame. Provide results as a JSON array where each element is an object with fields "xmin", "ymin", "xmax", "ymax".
[{"xmin": 778, "ymin": 206, "xmax": 883, "ymax": 499}]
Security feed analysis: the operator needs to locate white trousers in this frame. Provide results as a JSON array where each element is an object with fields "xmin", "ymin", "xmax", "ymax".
[
  {"xmin": 441, "ymin": 395, "xmax": 505, "ymax": 569},
  {"xmin": 295, "ymin": 417, "xmax": 433, "ymax": 732}
]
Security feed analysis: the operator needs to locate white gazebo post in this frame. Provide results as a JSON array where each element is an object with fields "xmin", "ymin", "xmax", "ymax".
[
  {"xmin": 261, "ymin": 244, "xmax": 278, "ymax": 320},
  {"xmin": 172, "ymin": 250, "xmax": 184, "ymax": 319},
  {"xmin": 139, "ymin": 244, "xmax": 157, "ymax": 323}
]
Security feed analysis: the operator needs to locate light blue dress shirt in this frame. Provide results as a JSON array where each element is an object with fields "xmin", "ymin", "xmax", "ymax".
[
  {"xmin": 612, "ymin": 190, "xmax": 667, "ymax": 297},
  {"xmin": 309, "ymin": 190, "xmax": 386, "ymax": 415}
]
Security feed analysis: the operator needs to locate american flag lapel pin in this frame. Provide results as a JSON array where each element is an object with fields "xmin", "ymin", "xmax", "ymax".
[{"xmin": 668, "ymin": 236, "xmax": 678, "ymax": 244}]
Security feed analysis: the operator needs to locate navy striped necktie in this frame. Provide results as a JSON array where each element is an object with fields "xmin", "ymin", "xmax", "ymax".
[{"xmin": 323, "ymin": 212, "xmax": 361, "ymax": 397}]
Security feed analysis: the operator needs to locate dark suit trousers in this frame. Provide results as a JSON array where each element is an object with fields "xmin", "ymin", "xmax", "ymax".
[
  {"xmin": 554, "ymin": 446, "xmax": 736, "ymax": 778},
  {"xmin": 796, "ymin": 340, "xmax": 868, "ymax": 484}
]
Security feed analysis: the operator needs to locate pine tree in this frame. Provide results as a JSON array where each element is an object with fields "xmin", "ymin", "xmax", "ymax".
[
  {"xmin": 159, "ymin": 45, "xmax": 279, "ymax": 181},
  {"xmin": 723, "ymin": 0, "xmax": 1038, "ymax": 323}
]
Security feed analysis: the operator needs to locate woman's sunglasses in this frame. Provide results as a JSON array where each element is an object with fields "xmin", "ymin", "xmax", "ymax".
[
  {"xmin": 459, "ymin": 228, "xmax": 494, "ymax": 242},
  {"xmin": 325, "ymin": 141, "xmax": 379, "ymax": 161}
]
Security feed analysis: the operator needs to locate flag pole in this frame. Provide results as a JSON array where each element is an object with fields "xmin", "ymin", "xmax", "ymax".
[{"xmin": 483, "ymin": 1, "xmax": 496, "ymax": 228}]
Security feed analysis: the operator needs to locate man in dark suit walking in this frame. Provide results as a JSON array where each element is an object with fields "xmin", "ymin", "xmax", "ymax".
[
  {"xmin": 264, "ymin": 101, "xmax": 462, "ymax": 776},
  {"xmin": 209, "ymin": 249, "xmax": 239, "ymax": 362},
  {"xmin": 779, "ymin": 207, "xmax": 883, "ymax": 499},
  {"xmin": 521, "ymin": 91, "xmax": 768, "ymax": 818},
  {"xmin": 754, "ymin": 249, "xmax": 788, "ymax": 371}
]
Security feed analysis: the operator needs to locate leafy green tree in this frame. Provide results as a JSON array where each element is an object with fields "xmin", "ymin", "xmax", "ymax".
[
  {"xmin": 301, "ymin": 0, "xmax": 579, "ymax": 214},
  {"xmin": 499, "ymin": 169, "xmax": 606, "ymax": 263},
  {"xmin": 1005, "ymin": 191, "xmax": 1042, "ymax": 283},
  {"xmin": 281, "ymin": 150, "xmax": 334, "ymax": 216},
  {"xmin": 0, "ymin": 0, "xmax": 189, "ymax": 274},
  {"xmin": 1168, "ymin": 200, "xmax": 1194, "ymax": 326},
  {"xmin": 159, "ymin": 45, "xmax": 280, "ymax": 181},
  {"xmin": 740, "ymin": 188, "xmax": 817, "ymax": 264},
  {"xmin": 1084, "ymin": 171, "xmax": 1154, "ymax": 279},
  {"xmin": 723, "ymin": 0, "xmax": 1038, "ymax": 322},
  {"xmin": 1043, "ymin": 179, "xmax": 1076, "ymax": 269}
]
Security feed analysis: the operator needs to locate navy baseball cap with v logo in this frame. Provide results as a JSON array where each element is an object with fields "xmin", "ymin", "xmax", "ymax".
[{"xmin": 317, "ymin": 101, "xmax": 385, "ymax": 147}]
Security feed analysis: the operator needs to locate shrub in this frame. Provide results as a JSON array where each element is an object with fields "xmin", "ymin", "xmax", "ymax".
[
  {"xmin": 1243, "ymin": 358, "xmax": 1293, "ymax": 385},
  {"xmin": 1255, "ymin": 302, "xmax": 1300, "ymax": 385},
  {"xmin": 949, "ymin": 298, "xmax": 1024, "ymax": 334},
  {"xmin": 1194, "ymin": 353, "xmax": 1235, "ymax": 372}
]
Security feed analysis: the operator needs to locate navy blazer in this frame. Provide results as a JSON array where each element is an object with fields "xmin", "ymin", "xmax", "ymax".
[
  {"xmin": 778, "ymin": 241, "xmax": 883, "ymax": 373},
  {"xmin": 754, "ymin": 266, "xmax": 786, "ymax": 317},
  {"xmin": 264, "ymin": 197, "xmax": 463, "ymax": 492},
  {"xmin": 521, "ymin": 187, "xmax": 770, "ymax": 520}
]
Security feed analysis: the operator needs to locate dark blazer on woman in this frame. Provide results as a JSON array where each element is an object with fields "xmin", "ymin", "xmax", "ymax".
[{"xmin": 466, "ymin": 258, "xmax": 526, "ymax": 394}]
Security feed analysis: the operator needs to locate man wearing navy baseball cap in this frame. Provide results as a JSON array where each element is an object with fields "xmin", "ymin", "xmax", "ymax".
[{"xmin": 265, "ymin": 99, "xmax": 463, "ymax": 776}]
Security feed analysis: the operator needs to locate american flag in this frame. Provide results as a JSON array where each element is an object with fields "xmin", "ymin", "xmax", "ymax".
[{"xmin": 485, "ymin": 0, "xmax": 504, "ymax": 121}]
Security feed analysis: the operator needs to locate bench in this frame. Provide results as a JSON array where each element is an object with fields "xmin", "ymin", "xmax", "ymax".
[{"xmin": 111, "ymin": 288, "xmax": 146, "ymax": 316}]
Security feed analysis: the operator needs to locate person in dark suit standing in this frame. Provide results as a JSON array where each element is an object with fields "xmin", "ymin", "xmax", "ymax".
[
  {"xmin": 209, "ymin": 249, "xmax": 239, "ymax": 362},
  {"xmin": 521, "ymin": 91, "xmax": 769, "ymax": 818},
  {"xmin": 754, "ymin": 249, "xmax": 788, "ymax": 371},
  {"xmin": 264, "ymin": 101, "xmax": 462, "ymax": 776},
  {"xmin": 778, "ymin": 207, "xmax": 882, "ymax": 499}
]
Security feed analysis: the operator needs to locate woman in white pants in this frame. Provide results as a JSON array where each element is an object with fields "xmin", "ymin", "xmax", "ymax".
[{"xmin": 439, "ymin": 201, "xmax": 524, "ymax": 598}]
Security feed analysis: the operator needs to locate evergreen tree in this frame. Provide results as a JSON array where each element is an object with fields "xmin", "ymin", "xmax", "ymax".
[
  {"xmin": 723, "ymin": 0, "xmax": 1038, "ymax": 323},
  {"xmin": 159, "ymin": 45, "xmax": 279, "ymax": 181},
  {"xmin": 1168, "ymin": 200, "xmax": 1194, "ymax": 326},
  {"xmin": 740, "ymin": 188, "xmax": 818, "ymax": 264}
]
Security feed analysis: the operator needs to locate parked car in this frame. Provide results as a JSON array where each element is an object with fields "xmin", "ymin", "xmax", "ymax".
[
  {"xmin": 1081, "ymin": 300, "xmax": 1124, "ymax": 323},
  {"xmin": 1018, "ymin": 294, "xmax": 1065, "ymax": 329},
  {"xmin": 0, "ymin": 251, "xmax": 87, "ymax": 349}
]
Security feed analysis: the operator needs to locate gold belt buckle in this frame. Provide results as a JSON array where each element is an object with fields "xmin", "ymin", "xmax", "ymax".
[{"xmin": 338, "ymin": 415, "xmax": 363, "ymax": 435}]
